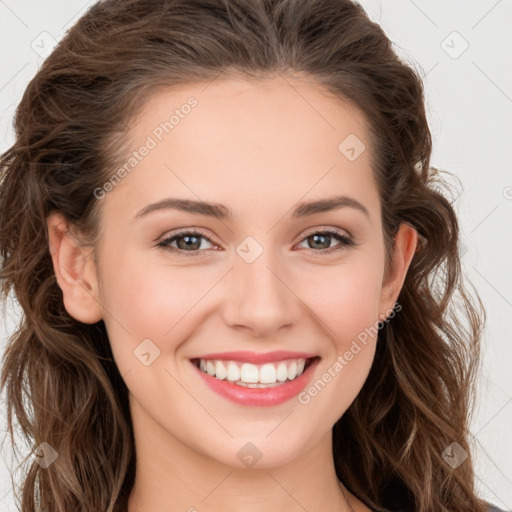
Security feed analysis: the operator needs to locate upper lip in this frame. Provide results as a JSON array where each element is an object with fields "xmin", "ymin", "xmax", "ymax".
[{"xmin": 190, "ymin": 350, "xmax": 319, "ymax": 364}]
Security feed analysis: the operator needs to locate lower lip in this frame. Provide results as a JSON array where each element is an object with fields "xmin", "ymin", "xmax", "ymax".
[{"xmin": 191, "ymin": 358, "xmax": 320, "ymax": 407}]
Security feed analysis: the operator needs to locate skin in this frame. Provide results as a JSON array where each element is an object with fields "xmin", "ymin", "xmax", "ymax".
[{"xmin": 47, "ymin": 75, "xmax": 418, "ymax": 512}]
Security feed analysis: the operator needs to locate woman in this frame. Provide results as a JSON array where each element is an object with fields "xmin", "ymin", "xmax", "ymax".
[{"xmin": 0, "ymin": 0, "xmax": 506, "ymax": 510}]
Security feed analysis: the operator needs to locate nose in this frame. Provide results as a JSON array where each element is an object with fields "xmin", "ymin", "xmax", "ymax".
[{"xmin": 221, "ymin": 248, "xmax": 302, "ymax": 338}]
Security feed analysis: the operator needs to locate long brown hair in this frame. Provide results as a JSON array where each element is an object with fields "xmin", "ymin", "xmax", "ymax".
[{"xmin": 0, "ymin": 0, "xmax": 488, "ymax": 510}]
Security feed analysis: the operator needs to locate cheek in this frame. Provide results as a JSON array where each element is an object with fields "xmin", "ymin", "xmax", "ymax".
[
  {"xmin": 295, "ymin": 265, "xmax": 382, "ymax": 422},
  {"xmin": 292, "ymin": 258, "xmax": 383, "ymax": 346},
  {"xmin": 97, "ymin": 251, "xmax": 218, "ymax": 365},
  {"xmin": 99, "ymin": 245, "xmax": 201, "ymax": 325}
]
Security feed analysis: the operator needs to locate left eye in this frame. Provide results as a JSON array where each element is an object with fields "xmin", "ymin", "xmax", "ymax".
[
  {"xmin": 296, "ymin": 230, "xmax": 354, "ymax": 254},
  {"xmin": 157, "ymin": 229, "xmax": 354, "ymax": 257}
]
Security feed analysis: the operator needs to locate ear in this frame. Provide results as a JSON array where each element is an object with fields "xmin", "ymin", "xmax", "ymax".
[
  {"xmin": 46, "ymin": 211, "xmax": 103, "ymax": 324},
  {"xmin": 378, "ymin": 222, "xmax": 418, "ymax": 320}
]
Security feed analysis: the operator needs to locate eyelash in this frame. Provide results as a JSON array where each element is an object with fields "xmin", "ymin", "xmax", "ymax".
[{"xmin": 157, "ymin": 228, "xmax": 355, "ymax": 257}]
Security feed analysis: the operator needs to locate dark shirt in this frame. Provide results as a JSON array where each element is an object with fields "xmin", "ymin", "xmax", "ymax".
[{"xmin": 488, "ymin": 506, "xmax": 509, "ymax": 512}]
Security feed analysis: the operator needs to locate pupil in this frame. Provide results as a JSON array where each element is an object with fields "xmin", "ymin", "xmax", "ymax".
[
  {"xmin": 310, "ymin": 234, "xmax": 330, "ymax": 249},
  {"xmin": 178, "ymin": 235, "xmax": 200, "ymax": 250}
]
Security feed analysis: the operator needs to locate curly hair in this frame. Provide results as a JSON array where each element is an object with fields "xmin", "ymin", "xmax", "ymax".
[{"xmin": 0, "ymin": 0, "xmax": 488, "ymax": 510}]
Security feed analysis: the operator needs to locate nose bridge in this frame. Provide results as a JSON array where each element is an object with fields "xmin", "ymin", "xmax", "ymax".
[{"xmin": 222, "ymin": 242, "xmax": 300, "ymax": 336}]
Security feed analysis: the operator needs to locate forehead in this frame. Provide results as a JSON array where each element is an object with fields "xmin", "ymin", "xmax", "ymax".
[
  {"xmin": 102, "ymin": 75, "xmax": 380, "ymax": 224},
  {"xmin": 129, "ymin": 75, "xmax": 370, "ymax": 149}
]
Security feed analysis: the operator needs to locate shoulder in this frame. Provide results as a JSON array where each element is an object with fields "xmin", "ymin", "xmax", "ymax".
[{"xmin": 487, "ymin": 504, "xmax": 510, "ymax": 512}]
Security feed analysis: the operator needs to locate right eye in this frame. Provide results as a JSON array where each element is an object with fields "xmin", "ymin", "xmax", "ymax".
[{"xmin": 157, "ymin": 230, "xmax": 220, "ymax": 257}]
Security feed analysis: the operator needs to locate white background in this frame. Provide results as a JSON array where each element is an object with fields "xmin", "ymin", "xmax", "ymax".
[{"xmin": 1, "ymin": 0, "xmax": 511, "ymax": 510}]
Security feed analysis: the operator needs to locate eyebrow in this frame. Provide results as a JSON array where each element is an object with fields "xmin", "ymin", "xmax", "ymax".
[{"xmin": 134, "ymin": 195, "xmax": 370, "ymax": 221}]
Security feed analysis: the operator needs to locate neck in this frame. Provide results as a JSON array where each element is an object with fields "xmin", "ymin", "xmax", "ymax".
[{"xmin": 126, "ymin": 399, "xmax": 357, "ymax": 512}]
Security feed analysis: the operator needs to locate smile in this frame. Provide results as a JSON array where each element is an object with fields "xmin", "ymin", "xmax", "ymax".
[
  {"xmin": 190, "ymin": 355, "xmax": 321, "ymax": 406},
  {"xmin": 193, "ymin": 357, "xmax": 317, "ymax": 387}
]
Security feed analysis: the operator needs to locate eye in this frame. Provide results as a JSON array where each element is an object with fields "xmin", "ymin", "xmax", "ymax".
[
  {"xmin": 157, "ymin": 228, "xmax": 355, "ymax": 258},
  {"xmin": 296, "ymin": 229, "xmax": 355, "ymax": 255},
  {"xmin": 157, "ymin": 230, "xmax": 218, "ymax": 257}
]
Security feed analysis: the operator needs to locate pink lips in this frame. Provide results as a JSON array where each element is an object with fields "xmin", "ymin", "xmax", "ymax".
[{"xmin": 190, "ymin": 351, "xmax": 320, "ymax": 407}]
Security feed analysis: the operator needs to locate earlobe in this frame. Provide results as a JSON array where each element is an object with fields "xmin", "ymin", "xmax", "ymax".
[
  {"xmin": 378, "ymin": 223, "xmax": 418, "ymax": 319},
  {"xmin": 46, "ymin": 212, "xmax": 103, "ymax": 324}
]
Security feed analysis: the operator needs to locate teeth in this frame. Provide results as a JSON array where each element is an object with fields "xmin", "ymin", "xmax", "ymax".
[
  {"xmin": 226, "ymin": 361, "xmax": 240, "ymax": 382},
  {"xmin": 288, "ymin": 361, "xmax": 297, "ymax": 380},
  {"xmin": 240, "ymin": 363, "xmax": 259, "ymax": 383},
  {"xmin": 276, "ymin": 362, "xmax": 288, "ymax": 382},
  {"xmin": 235, "ymin": 381, "xmax": 284, "ymax": 388},
  {"xmin": 259, "ymin": 363, "xmax": 276, "ymax": 384},
  {"xmin": 215, "ymin": 361, "xmax": 227, "ymax": 380},
  {"xmin": 196, "ymin": 357, "xmax": 310, "ymax": 385},
  {"xmin": 206, "ymin": 360, "xmax": 216, "ymax": 376}
]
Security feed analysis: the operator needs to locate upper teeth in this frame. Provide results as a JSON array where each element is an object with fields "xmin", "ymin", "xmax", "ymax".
[{"xmin": 198, "ymin": 358, "xmax": 307, "ymax": 384}]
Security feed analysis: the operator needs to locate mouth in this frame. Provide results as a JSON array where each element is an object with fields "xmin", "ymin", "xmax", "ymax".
[
  {"xmin": 190, "ymin": 351, "xmax": 321, "ymax": 407},
  {"xmin": 190, "ymin": 356, "xmax": 320, "ymax": 388}
]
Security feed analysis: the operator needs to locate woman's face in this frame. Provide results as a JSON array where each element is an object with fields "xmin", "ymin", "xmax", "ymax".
[{"xmin": 57, "ymin": 76, "xmax": 416, "ymax": 470}]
